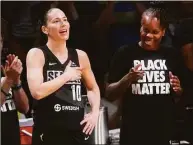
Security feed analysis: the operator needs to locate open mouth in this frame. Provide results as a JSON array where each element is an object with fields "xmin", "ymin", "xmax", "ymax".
[
  {"xmin": 59, "ymin": 29, "xmax": 67, "ymax": 34},
  {"xmin": 144, "ymin": 39, "xmax": 153, "ymax": 45}
]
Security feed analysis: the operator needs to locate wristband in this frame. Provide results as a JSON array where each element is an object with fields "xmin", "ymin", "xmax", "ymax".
[{"xmin": 12, "ymin": 82, "xmax": 22, "ymax": 90}]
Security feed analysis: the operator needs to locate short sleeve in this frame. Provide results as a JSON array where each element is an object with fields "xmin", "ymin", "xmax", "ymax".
[{"xmin": 107, "ymin": 45, "xmax": 131, "ymax": 84}]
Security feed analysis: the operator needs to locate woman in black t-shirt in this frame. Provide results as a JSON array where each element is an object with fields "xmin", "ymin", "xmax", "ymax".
[{"xmin": 106, "ymin": 7, "xmax": 184, "ymax": 145}]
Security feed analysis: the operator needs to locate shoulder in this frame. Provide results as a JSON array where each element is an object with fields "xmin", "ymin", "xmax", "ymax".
[
  {"xmin": 75, "ymin": 49, "xmax": 90, "ymax": 68},
  {"xmin": 112, "ymin": 44, "xmax": 137, "ymax": 61},
  {"xmin": 76, "ymin": 49, "xmax": 89, "ymax": 62},
  {"xmin": 76, "ymin": 49, "xmax": 88, "ymax": 58},
  {"xmin": 27, "ymin": 48, "xmax": 44, "ymax": 59},
  {"xmin": 26, "ymin": 47, "xmax": 45, "ymax": 64}
]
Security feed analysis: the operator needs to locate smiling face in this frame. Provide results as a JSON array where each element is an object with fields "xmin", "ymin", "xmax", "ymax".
[
  {"xmin": 140, "ymin": 14, "xmax": 165, "ymax": 51},
  {"xmin": 42, "ymin": 8, "xmax": 70, "ymax": 41}
]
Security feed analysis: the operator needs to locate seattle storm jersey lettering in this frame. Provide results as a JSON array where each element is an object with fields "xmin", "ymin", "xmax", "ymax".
[
  {"xmin": 47, "ymin": 70, "xmax": 82, "ymax": 101},
  {"xmin": 132, "ymin": 59, "xmax": 170, "ymax": 95}
]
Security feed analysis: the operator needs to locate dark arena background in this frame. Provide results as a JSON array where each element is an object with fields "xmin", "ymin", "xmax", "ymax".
[{"xmin": 1, "ymin": 1, "xmax": 193, "ymax": 145}]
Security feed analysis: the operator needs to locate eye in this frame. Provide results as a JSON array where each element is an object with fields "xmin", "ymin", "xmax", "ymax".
[
  {"xmin": 153, "ymin": 30, "xmax": 159, "ymax": 34},
  {"xmin": 63, "ymin": 18, "xmax": 68, "ymax": 22},
  {"xmin": 53, "ymin": 20, "xmax": 60, "ymax": 23},
  {"xmin": 143, "ymin": 28, "xmax": 149, "ymax": 33}
]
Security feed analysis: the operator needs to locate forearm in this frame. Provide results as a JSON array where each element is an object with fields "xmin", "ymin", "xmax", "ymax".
[
  {"xmin": 13, "ymin": 88, "xmax": 29, "ymax": 114},
  {"xmin": 32, "ymin": 72, "xmax": 71, "ymax": 100},
  {"xmin": 87, "ymin": 86, "xmax": 100, "ymax": 113},
  {"xmin": 106, "ymin": 76, "xmax": 131, "ymax": 101}
]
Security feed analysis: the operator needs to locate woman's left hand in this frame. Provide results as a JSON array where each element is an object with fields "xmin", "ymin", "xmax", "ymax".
[
  {"xmin": 80, "ymin": 110, "xmax": 99, "ymax": 135},
  {"xmin": 169, "ymin": 71, "xmax": 183, "ymax": 96}
]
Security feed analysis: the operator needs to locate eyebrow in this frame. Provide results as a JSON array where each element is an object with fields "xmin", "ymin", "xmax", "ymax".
[{"xmin": 52, "ymin": 16, "xmax": 67, "ymax": 21}]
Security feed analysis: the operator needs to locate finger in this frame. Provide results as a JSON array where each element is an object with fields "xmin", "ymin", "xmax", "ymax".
[
  {"xmin": 170, "ymin": 79, "xmax": 180, "ymax": 85},
  {"xmin": 83, "ymin": 122, "xmax": 90, "ymax": 133},
  {"xmin": 173, "ymin": 87, "xmax": 182, "ymax": 92},
  {"xmin": 16, "ymin": 59, "xmax": 22, "ymax": 68},
  {"xmin": 66, "ymin": 60, "xmax": 72, "ymax": 68},
  {"xmin": 169, "ymin": 71, "xmax": 173, "ymax": 79},
  {"xmin": 75, "ymin": 67, "xmax": 82, "ymax": 71},
  {"xmin": 172, "ymin": 83, "xmax": 180, "ymax": 89},
  {"xmin": 10, "ymin": 54, "xmax": 15, "ymax": 63},
  {"xmin": 80, "ymin": 117, "xmax": 88, "ymax": 125},
  {"xmin": 85, "ymin": 124, "xmax": 92, "ymax": 135},
  {"xmin": 6, "ymin": 54, "xmax": 11, "ymax": 63},
  {"xmin": 130, "ymin": 67, "xmax": 135, "ymax": 73},
  {"xmin": 89, "ymin": 125, "xmax": 94, "ymax": 135},
  {"xmin": 10, "ymin": 56, "xmax": 18, "ymax": 67},
  {"xmin": 173, "ymin": 87, "xmax": 181, "ymax": 92},
  {"xmin": 17, "ymin": 65, "xmax": 23, "ymax": 74},
  {"xmin": 171, "ymin": 76, "xmax": 179, "ymax": 81},
  {"xmin": 134, "ymin": 64, "xmax": 142, "ymax": 71},
  {"xmin": 17, "ymin": 59, "xmax": 22, "ymax": 65},
  {"xmin": 5, "ymin": 60, "xmax": 10, "ymax": 68}
]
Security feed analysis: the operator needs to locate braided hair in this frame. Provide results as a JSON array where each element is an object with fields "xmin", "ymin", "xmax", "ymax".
[{"xmin": 142, "ymin": 1, "xmax": 168, "ymax": 29}]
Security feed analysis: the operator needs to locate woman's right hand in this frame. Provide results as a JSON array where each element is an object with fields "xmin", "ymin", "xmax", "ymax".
[
  {"xmin": 121, "ymin": 64, "xmax": 144, "ymax": 86},
  {"xmin": 65, "ymin": 61, "xmax": 82, "ymax": 81}
]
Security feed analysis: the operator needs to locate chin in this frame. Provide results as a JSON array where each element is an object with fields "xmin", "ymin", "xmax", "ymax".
[
  {"xmin": 143, "ymin": 43, "xmax": 156, "ymax": 51},
  {"xmin": 60, "ymin": 36, "xmax": 69, "ymax": 41}
]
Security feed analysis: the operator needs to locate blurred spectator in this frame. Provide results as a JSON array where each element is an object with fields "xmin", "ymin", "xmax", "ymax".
[{"xmin": 173, "ymin": 2, "xmax": 193, "ymax": 143}]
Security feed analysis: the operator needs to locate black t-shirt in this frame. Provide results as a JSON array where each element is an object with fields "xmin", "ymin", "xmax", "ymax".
[
  {"xmin": 1, "ymin": 87, "xmax": 20, "ymax": 145},
  {"xmin": 33, "ymin": 46, "xmax": 85, "ymax": 132},
  {"xmin": 108, "ymin": 43, "xmax": 183, "ymax": 144}
]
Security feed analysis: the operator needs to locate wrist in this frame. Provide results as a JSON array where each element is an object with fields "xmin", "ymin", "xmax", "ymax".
[
  {"xmin": 13, "ymin": 76, "xmax": 21, "ymax": 85},
  {"xmin": 120, "ymin": 74, "xmax": 131, "ymax": 87},
  {"xmin": 12, "ymin": 81, "xmax": 22, "ymax": 91},
  {"xmin": 91, "ymin": 106, "xmax": 100, "ymax": 113}
]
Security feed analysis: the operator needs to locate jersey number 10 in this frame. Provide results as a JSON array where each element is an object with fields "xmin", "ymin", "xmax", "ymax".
[{"xmin": 71, "ymin": 85, "xmax": 81, "ymax": 101}]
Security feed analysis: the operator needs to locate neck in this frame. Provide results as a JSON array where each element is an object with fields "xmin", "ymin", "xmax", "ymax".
[{"xmin": 47, "ymin": 38, "xmax": 67, "ymax": 54}]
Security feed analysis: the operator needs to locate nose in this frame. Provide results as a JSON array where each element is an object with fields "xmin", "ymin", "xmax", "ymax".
[
  {"xmin": 60, "ymin": 21, "xmax": 66, "ymax": 27},
  {"xmin": 146, "ymin": 33, "xmax": 153, "ymax": 38}
]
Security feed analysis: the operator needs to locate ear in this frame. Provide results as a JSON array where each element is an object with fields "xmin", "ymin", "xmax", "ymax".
[
  {"xmin": 162, "ymin": 28, "xmax": 166, "ymax": 36},
  {"xmin": 41, "ymin": 25, "xmax": 48, "ymax": 35}
]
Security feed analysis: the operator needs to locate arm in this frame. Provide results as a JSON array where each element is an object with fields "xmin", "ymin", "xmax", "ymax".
[
  {"xmin": 1, "ymin": 55, "xmax": 29, "ymax": 113},
  {"xmin": 77, "ymin": 49, "xmax": 100, "ymax": 113},
  {"xmin": 26, "ymin": 48, "xmax": 81, "ymax": 100},
  {"xmin": 12, "ymin": 80, "xmax": 29, "ymax": 114},
  {"xmin": 77, "ymin": 49, "xmax": 100, "ymax": 135},
  {"xmin": 106, "ymin": 46, "xmax": 143, "ymax": 102},
  {"xmin": 106, "ymin": 75, "xmax": 132, "ymax": 102},
  {"xmin": 106, "ymin": 64, "xmax": 143, "ymax": 102}
]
